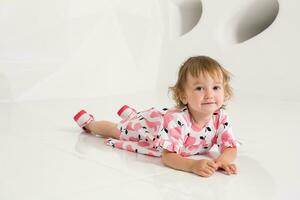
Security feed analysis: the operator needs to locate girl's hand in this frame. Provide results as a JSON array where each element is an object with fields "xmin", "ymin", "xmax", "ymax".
[
  {"xmin": 215, "ymin": 159, "xmax": 237, "ymax": 175},
  {"xmin": 190, "ymin": 159, "xmax": 218, "ymax": 177}
]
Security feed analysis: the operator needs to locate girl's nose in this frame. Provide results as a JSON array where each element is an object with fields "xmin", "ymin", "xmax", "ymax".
[
  {"xmin": 205, "ymin": 95, "xmax": 213, "ymax": 99},
  {"xmin": 205, "ymin": 89, "xmax": 213, "ymax": 99}
]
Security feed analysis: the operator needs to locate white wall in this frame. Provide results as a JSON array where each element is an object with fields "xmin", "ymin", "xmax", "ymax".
[
  {"xmin": 0, "ymin": 0, "xmax": 165, "ymax": 101},
  {"xmin": 158, "ymin": 0, "xmax": 300, "ymax": 102},
  {"xmin": 0, "ymin": 0, "xmax": 300, "ymax": 102}
]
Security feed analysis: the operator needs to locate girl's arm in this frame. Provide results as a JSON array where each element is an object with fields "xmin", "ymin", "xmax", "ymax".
[
  {"xmin": 215, "ymin": 147, "xmax": 237, "ymax": 163},
  {"xmin": 161, "ymin": 150, "xmax": 218, "ymax": 177},
  {"xmin": 214, "ymin": 147, "xmax": 238, "ymax": 175},
  {"xmin": 161, "ymin": 150, "xmax": 194, "ymax": 172}
]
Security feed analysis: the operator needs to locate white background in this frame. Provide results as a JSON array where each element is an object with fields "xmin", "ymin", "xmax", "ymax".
[{"xmin": 1, "ymin": 0, "xmax": 299, "ymax": 199}]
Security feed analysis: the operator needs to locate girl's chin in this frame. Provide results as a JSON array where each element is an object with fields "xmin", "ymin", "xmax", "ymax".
[
  {"xmin": 192, "ymin": 107, "xmax": 217, "ymax": 115},
  {"xmin": 190, "ymin": 105, "xmax": 220, "ymax": 113},
  {"xmin": 200, "ymin": 107, "xmax": 219, "ymax": 114}
]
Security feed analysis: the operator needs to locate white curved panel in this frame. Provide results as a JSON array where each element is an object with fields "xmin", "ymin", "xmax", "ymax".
[
  {"xmin": 224, "ymin": 0, "xmax": 279, "ymax": 44},
  {"xmin": 167, "ymin": 0, "xmax": 202, "ymax": 39},
  {"xmin": 158, "ymin": 0, "xmax": 300, "ymax": 101}
]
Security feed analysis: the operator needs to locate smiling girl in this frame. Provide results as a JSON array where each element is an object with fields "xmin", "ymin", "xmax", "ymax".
[{"xmin": 74, "ymin": 56, "xmax": 238, "ymax": 177}]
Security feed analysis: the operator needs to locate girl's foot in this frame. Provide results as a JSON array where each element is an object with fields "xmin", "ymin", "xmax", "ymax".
[
  {"xmin": 73, "ymin": 110, "xmax": 94, "ymax": 133},
  {"xmin": 117, "ymin": 105, "xmax": 136, "ymax": 119}
]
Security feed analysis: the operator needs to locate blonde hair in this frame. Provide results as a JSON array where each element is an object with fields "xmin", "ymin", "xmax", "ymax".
[{"xmin": 169, "ymin": 56, "xmax": 233, "ymax": 108}]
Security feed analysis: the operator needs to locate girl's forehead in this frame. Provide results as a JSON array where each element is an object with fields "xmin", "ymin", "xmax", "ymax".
[{"xmin": 187, "ymin": 71, "xmax": 223, "ymax": 84}]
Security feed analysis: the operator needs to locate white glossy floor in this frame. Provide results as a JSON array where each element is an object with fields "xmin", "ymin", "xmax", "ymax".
[{"xmin": 1, "ymin": 91, "xmax": 299, "ymax": 200}]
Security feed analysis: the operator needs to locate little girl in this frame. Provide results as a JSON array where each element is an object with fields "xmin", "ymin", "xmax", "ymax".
[{"xmin": 73, "ymin": 55, "xmax": 238, "ymax": 177}]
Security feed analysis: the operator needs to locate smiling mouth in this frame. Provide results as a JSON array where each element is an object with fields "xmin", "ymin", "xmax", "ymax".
[{"xmin": 201, "ymin": 102, "xmax": 216, "ymax": 105}]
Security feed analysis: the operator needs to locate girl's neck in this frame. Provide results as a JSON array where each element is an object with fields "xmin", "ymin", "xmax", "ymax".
[{"xmin": 189, "ymin": 110, "xmax": 212, "ymax": 128}]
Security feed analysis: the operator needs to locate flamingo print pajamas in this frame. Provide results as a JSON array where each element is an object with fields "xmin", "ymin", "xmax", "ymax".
[{"xmin": 106, "ymin": 106, "xmax": 238, "ymax": 157}]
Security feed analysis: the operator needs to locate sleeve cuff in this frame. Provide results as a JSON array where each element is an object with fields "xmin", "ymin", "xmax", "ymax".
[{"xmin": 161, "ymin": 140, "xmax": 182, "ymax": 154}]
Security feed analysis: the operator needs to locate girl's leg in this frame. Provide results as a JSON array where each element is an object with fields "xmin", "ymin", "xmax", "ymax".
[{"xmin": 85, "ymin": 120, "xmax": 120, "ymax": 139}]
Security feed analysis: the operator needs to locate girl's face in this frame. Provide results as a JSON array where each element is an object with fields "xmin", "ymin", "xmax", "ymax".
[{"xmin": 181, "ymin": 72, "xmax": 225, "ymax": 119}]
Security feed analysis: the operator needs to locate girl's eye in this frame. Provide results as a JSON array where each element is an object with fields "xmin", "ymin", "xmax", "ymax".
[
  {"xmin": 213, "ymin": 86, "xmax": 222, "ymax": 90},
  {"xmin": 195, "ymin": 86, "xmax": 204, "ymax": 91}
]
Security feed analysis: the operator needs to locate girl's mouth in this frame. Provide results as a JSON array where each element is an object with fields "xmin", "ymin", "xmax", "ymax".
[{"xmin": 201, "ymin": 102, "xmax": 215, "ymax": 105}]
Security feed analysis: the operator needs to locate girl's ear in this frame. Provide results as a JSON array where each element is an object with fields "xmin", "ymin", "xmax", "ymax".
[{"xmin": 180, "ymin": 94, "xmax": 188, "ymax": 105}]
